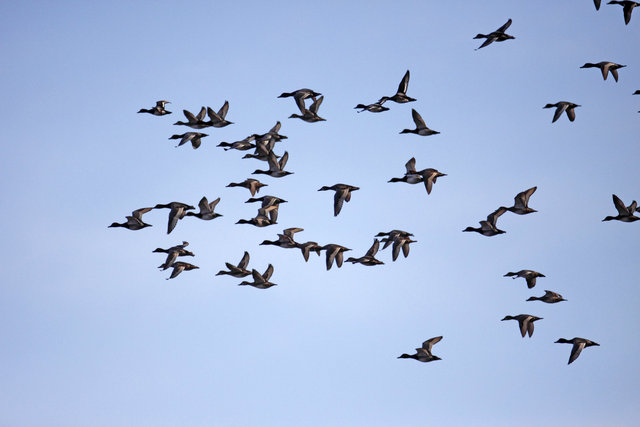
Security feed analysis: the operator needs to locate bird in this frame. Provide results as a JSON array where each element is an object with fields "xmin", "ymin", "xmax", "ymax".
[
  {"xmin": 185, "ymin": 196, "xmax": 222, "ymax": 221},
  {"xmin": 398, "ymin": 336, "xmax": 443, "ymax": 362},
  {"xmin": 295, "ymin": 241, "xmax": 323, "ymax": 262},
  {"xmin": 289, "ymin": 96, "xmax": 326, "ymax": 122},
  {"xmin": 555, "ymin": 338, "xmax": 599, "ymax": 364},
  {"xmin": 245, "ymin": 195, "xmax": 287, "ymax": 222},
  {"xmin": 400, "ymin": 109, "xmax": 440, "ymax": 136},
  {"xmin": 474, "ymin": 19, "xmax": 515, "ymax": 50},
  {"xmin": 226, "ymin": 178, "xmax": 268, "ymax": 196},
  {"xmin": 527, "ymin": 290, "xmax": 567, "ymax": 304},
  {"xmin": 278, "ymin": 88, "xmax": 322, "ymax": 113},
  {"xmin": 236, "ymin": 206, "xmax": 278, "ymax": 227},
  {"xmin": 168, "ymin": 132, "xmax": 208, "ymax": 149},
  {"xmin": 261, "ymin": 228, "xmax": 304, "ymax": 249},
  {"xmin": 138, "ymin": 100, "xmax": 171, "ymax": 116},
  {"xmin": 206, "ymin": 101, "xmax": 233, "ymax": 128},
  {"xmin": 608, "ymin": 1, "xmax": 639, "ymax": 24},
  {"xmin": 153, "ymin": 202, "xmax": 195, "ymax": 234},
  {"xmin": 543, "ymin": 102, "xmax": 580, "ymax": 123},
  {"xmin": 166, "ymin": 261, "xmax": 199, "ymax": 280},
  {"xmin": 154, "ymin": 241, "xmax": 195, "ymax": 270},
  {"xmin": 501, "ymin": 314, "xmax": 542, "ymax": 337},
  {"xmin": 580, "ymin": 62, "xmax": 626, "ymax": 82},
  {"xmin": 504, "ymin": 270, "xmax": 546, "ymax": 289},
  {"xmin": 108, "ymin": 207, "xmax": 153, "ymax": 230},
  {"xmin": 602, "ymin": 194, "xmax": 640, "ymax": 222},
  {"xmin": 346, "ymin": 239, "xmax": 384, "ymax": 266},
  {"xmin": 252, "ymin": 151, "xmax": 294, "ymax": 178},
  {"xmin": 384, "ymin": 235, "xmax": 417, "ymax": 261},
  {"xmin": 354, "ymin": 101, "xmax": 389, "ymax": 113},
  {"xmin": 505, "ymin": 187, "xmax": 537, "ymax": 214},
  {"xmin": 216, "ymin": 252, "xmax": 251, "ymax": 278},
  {"xmin": 463, "ymin": 207, "xmax": 507, "ymax": 236},
  {"xmin": 320, "ymin": 244, "xmax": 351, "ymax": 270},
  {"xmin": 318, "ymin": 184, "xmax": 360, "ymax": 216},
  {"xmin": 239, "ymin": 265, "xmax": 276, "ymax": 289},
  {"xmin": 217, "ymin": 135, "xmax": 256, "ymax": 151},
  {"xmin": 379, "ymin": 70, "xmax": 416, "ymax": 104},
  {"xmin": 173, "ymin": 107, "xmax": 210, "ymax": 129}
]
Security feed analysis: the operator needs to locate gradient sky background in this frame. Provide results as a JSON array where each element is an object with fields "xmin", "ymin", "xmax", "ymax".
[{"xmin": 1, "ymin": 1, "xmax": 639, "ymax": 425}]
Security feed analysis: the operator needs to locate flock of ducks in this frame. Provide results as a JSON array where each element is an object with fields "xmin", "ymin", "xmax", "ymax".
[{"xmin": 114, "ymin": 5, "xmax": 639, "ymax": 366}]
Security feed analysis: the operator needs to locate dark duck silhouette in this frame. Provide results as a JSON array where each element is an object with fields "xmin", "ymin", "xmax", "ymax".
[
  {"xmin": 555, "ymin": 338, "xmax": 599, "ymax": 364},
  {"xmin": 501, "ymin": 314, "xmax": 542, "ymax": 338},
  {"xmin": 474, "ymin": 19, "xmax": 515, "ymax": 50},
  {"xmin": 109, "ymin": 207, "xmax": 153, "ymax": 230},
  {"xmin": 602, "ymin": 194, "xmax": 640, "ymax": 222},
  {"xmin": 398, "ymin": 336, "xmax": 443, "ymax": 362},
  {"xmin": 138, "ymin": 100, "xmax": 171, "ymax": 116},
  {"xmin": 378, "ymin": 70, "xmax": 416, "ymax": 104}
]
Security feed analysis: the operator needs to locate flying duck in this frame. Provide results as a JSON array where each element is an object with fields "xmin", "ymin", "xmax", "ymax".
[
  {"xmin": 295, "ymin": 241, "xmax": 323, "ymax": 262},
  {"xmin": 501, "ymin": 314, "xmax": 542, "ymax": 337},
  {"xmin": 185, "ymin": 196, "xmax": 222, "ymax": 221},
  {"xmin": 388, "ymin": 157, "xmax": 446, "ymax": 195},
  {"xmin": 602, "ymin": 194, "xmax": 640, "ymax": 222},
  {"xmin": 226, "ymin": 178, "xmax": 268, "ymax": 196},
  {"xmin": 153, "ymin": 202, "xmax": 196, "ymax": 234},
  {"xmin": 217, "ymin": 135, "xmax": 256, "ymax": 151},
  {"xmin": 555, "ymin": 338, "xmax": 599, "ymax": 364},
  {"xmin": 239, "ymin": 265, "xmax": 276, "ymax": 289},
  {"xmin": 505, "ymin": 186, "xmax": 537, "ymax": 214},
  {"xmin": 346, "ymin": 239, "xmax": 384, "ymax": 266},
  {"xmin": 474, "ymin": 19, "xmax": 515, "ymax": 50},
  {"xmin": 261, "ymin": 228, "xmax": 304, "ymax": 249},
  {"xmin": 206, "ymin": 101, "xmax": 233, "ymax": 128},
  {"xmin": 138, "ymin": 100, "xmax": 171, "ymax": 116},
  {"xmin": 580, "ymin": 62, "xmax": 626, "ymax": 81},
  {"xmin": 108, "ymin": 207, "xmax": 153, "ymax": 230},
  {"xmin": 400, "ymin": 109, "xmax": 440, "ymax": 136},
  {"xmin": 173, "ymin": 107, "xmax": 210, "ymax": 129},
  {"xmin": 608, "ymin": 1, "xmax": 639, "ymax": 24},
  {"xmin": 289, "ymin": 96, "xmax": 326, "ymax": 122},
  {"xmin": 320, "ymin": 244, "xmax": 351, "ymax": 270},
  {"xmin": 245, "ymin": 195, "xmax": 286, "ymax": 222},
  {"xmin": 504, "ymin": 270, "xmax": 546, "ymax": 289},
  {"xmin": 252, "ymin": 151, "xmax": 293, "ymax": 178},
  {"xmin": 318, "ymin": 184, "xmax": 360, "ymax": 216},
  {"xmin": 166, "ymin": 261, "xmax": 199, "ymax": 280},
  {"xmin": 544, "ymin": 102, "xmax": 580, "ymax": 123},
  {"xmin": 463, "ymin": 207, "xmax": 507, "ymax": 236},
  {"xmin": 216, "ymin": 252, "xmax": 251, "ymax": 278},
  {"xmin": 236, "ymin": 206, "xmax": 278, "ymax": 227},
  {"xmin": 154, "ymin": 241, "xmax": 195, "ymax": 270},
  {"xmin": 379, "ymin": 70, "xmax": 416, "ymax": 104},
  {"xmin": 527, "ymin": 290, "xmax": 567, "ymax": 304},
  {"xmin": 278, "ymin": 88, "xmax": 322, "ymax": 113},
  {"xmin": 169, "ymin": 132, "xmax": 208, "ymax": 149},
  {"xmin": 398, "ymin": 336, "xmax": 443, "ymax": 362},
  {"xmin": 354, "ymin": 101, "xmax": 390, "ymax": 113}
]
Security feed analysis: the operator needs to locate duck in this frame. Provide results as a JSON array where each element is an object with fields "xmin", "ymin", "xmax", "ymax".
[
  {"xmin": 216, "ymin": 252, "xmax": 251, "ymax": 278},
  {"xmin": 318, "ymin": 184, "xmax": 360, "ymax": 216},
  {"xmin": 400, "ymin": 109, "xmax": 440, "ymax": 136},
  {"xmin": 378, "ymin": 70, "xmax": 416, "ymax": 104},
  {"xmin": 206, "ymin": 101, "xmax": 233, "ymax": 128},
  {"xmin": 501, "ymin": 314, "xmax": 542, "ymax": 338},
  {"xmin": 154, "ymin": 241, "xmax": 195, "ymax": 270},
  {"xmin": 543, "ymin": 102, "xmax": 580, "ymax": 123},
  {"xmin": 239, "ymin": 265, "xmax": 276, "ymax": 289},
  {"xmin": 346, "ymin": 239, "xmax": 384, "ymax": 266},
  {"xmin": 245, "ymin": 195, "xmax": 286, "ymax": 222},
  {"xmin": 153, "ymin": 202, "xmax": 196, "ymax": 234},
  {"xmin": 580, "ymin": 62, "xmax": 626, "ymax": 82},
  {"xmin": 185, "ymin": 196, "xmax": 222, "ymax": 221},
  {"xmin": 463, "ymin": 207, "xmax": 507, "ymax": 236},
  {"xmin": 608, "ymin": 1, "xmax": 639, "ymax": 24},
  {"xmin": 385, "ymin": 235, "xmax": 417, "ymax": 261},
  {"xmin": 289, "ymin": 96, "xmax": 326, "ymax": 122},
  {"xmin": 602, "ymin": 194, "xmax": 640, "ymax": 222},
  {"xmin": 295, "ymin": 241, "xmax": 323, "ymax": 262},
  {"xmin": 354, "ymin": 101, "xmax": 390, "ymax": 113},
  {"xmin": 278, "ymin": 88, "xmax": 322, "ymax": 113},
  {"xmin": 320, "ymin": 244, "xmax": 351, "ymax": 270},
  {"xmin": 527, "ymin": 290, "xmax": 567, "ymax": 304},
  {"xmin": 226, "ymin": 178, "xmax": 268, "ymax": 196},
  {"xmin": 555, "ymin": 338, "xmax": 599, "ymax": 364},
  {"xmin": 376, "ymin": 230, "xmax": 414, "ymax": 250},
  {"xmin": 505, "ymin": 186, "xmax": 537, "ymax": 214},
  {"xmin": 217, "ymin": 135, "xmax": 256, "ymax": 151},
  {"xmin": 166, "ymin": 261, "xmax": 199, "ymax": 280},
  {"xmin": 168, "ymin": 132, "xmax": 208, "ymax": 149},
  {"xmin": 138, "ymin": 100, "xmax": 171, "ymax": 116},
  {"xmin": 398, "ymin": 336, "xmax": 443, "ymax": 362},
  {"xmin": 252, "ymin": 151, "xmax": 294, "ymax": 178},
  {"xmin": 504, "ymin": 270, "xmax": 546, "ymax": 289},
  {"xmin": 474, "ymin": 19, "xmax": 515, "ymax": 50},
  {"xmin": 395, "ymin": 158, "xmax": 446, "ymax": 194},
  {"xmin": 236, "ymin": 206, "xmax": 278, "ymax": 227},
  {"xmin": 261, "ymin": 228, "xmax": 304, "ymax": 248},
  {"xmin": 108, "ymin": 207, "xmax": 153, "ymax": 230},
  {"xmin": 173, "ymin": 107, "xmax": 210, "ymax": 129},
  {"xmin": 252, "ymin": 121, "xmax": 288, "ymax": 143}
]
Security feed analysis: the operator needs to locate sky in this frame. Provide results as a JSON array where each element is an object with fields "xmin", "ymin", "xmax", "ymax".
[{"xmin": 1, "ymin": 0, "xmax": 639, "ymax": 425}]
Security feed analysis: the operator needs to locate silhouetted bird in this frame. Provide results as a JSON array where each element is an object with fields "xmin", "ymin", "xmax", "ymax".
[
  {"xmin": 318, "ymin": 184, "xmax": 359, "ymax": 216},
  {"xmin": 474, "ymin": 19, "xmax": 515, "ymax": 50},
  {"xmin": 400, "ymin": 109, "xmax": 440, "ymax": 136},
  {"xmin": 153, "ymin": 202, "xmax": 195, "ymax": 234},
  {"xmin": 320, "ymin": 244, "xmax": 351, "ymax": 270},
  {"xmin": 154, "ymin": 241, "xmax": 194, "ymax": 270},
  {"xmin": 138, "ymin": 100, "xmax": 171, "ymax": 116},
  {"xmin": 206, "ymin": 101, "xmax": 233, "ymax": 128},
  {"xmin": 504, "ymin": 270, "xmax": 546, "ymax": 289},
  {"xmin": 185, "ymin": 196, "xmax": 222, "ymax": 221},
  {"xmin": 174, "ymin": 107, "xmax": 210, "ymax": 129},
  {"xmin": 501, "ymin": 314, "xmax": 542, "ymax": 337},
  {"xmin": 398, "ymin": 336, "xmax": 443, "ymax": 362},
  {"xmin": 278, "ymin": 88, "xmax": 322, "ymax": 112},
  {"xmin": 379, "ymin": 70, "xmax": 416, "ymax": 104},
  {"xmin": 505, "ymin": 187, "xmax": 537, "ymax": 214},
  {"xmin": 289, "ymin": 96, "xmax": 326, "ymax": 122},
  {"xmin": 226, "ymin": 178, "xmax": 268, "ymax": 196},
  {"xmin": 602, "ymin": 194, "xmax": 639, "ymax": 222},
  {"xmin": 543, "ymin": 102, "xmax": 581, "ymax": 123},
  {"xmin": 169, "ymin": 132, "xmax": 208, "ymax": 149},
  {"xmin": 109, "ymin": 207, "xmax": 153, "ymax": 230},
  {"xmin": 239, "ymin": 265, "xmax": 276, "ymax": 289},
  {"xmin": 580, "ymin": 61, "xmax": 626, "ymax": 82},
  {"xmin": 346, "ymin": 239, "xmax": 384, "ymax": 266},
  {"xmin": 608, "ymin": 1, "xmax": 639, "ymax": 24},
  {"xmin": 555, "ymin": 338, "xmax": 599, "ymax": 364},
  {"xmin": 463, "ymin": 207, "xmax": 507, "ymax": 236},
  {"xmin": 354, "ymin": 101, "xmax": 389, "ymax": 113},
  {"xmin": 166, "ymin": 261, "xmax": 199, "ymax": 280},
  {"xmin": 216, "ymin": 252, "xmax": 251, "ymax": 278},
  {"xmin": 527, "ymin": 290, "xmax": 567, "ymax": 304}
]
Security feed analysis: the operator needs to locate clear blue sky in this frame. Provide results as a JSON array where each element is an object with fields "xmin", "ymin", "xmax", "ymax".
[{"xmin": 1, "ymin": 1, "xmax": 639, "ymax": 425}]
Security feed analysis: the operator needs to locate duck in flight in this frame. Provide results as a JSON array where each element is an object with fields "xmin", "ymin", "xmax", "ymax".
[
  {"xmin": 527, "ymin": 290, "xmax": 566, "ymax": 304},
  {"xmin": 153, "ymin": 202, "xmax": 195, "ymax": 234},
  {"xmin": 602, "ymin": 194, "xmax": 639, "ymax": 222},
  {"xmin": 398, "ymin": 336, "xmax": 443, "ymax": 362},
  {"xmin": 474, "ymin": 19, "xmax": 515, "ymax": 50},
  {"xmin": 501, "ymin": 314, "xmax": 542, "ymax": 338},
  {"xmin": 544, "ymin": 102, "xmax": 580, "ymax": 123},
  {"xmin": 580, "ymin": 61, "xmax": 626, "ymax": 82},
  {"xmin": 174, "ymin": 107, "xmax": 210, "ymax": 129},
  {"xmin": 278, "ymin": 88, "xmax": 322, "ymax": 113},
  {"xmin": 138, "ymin": 100, "xmax": 171, "ymax": 116},
  {"xmin": 185, "ymin": 196, "xmax": 222, "ymax": 221},
  {"xmin": 154, "ymin": 241, "xmax": 195, "ymax": 270},
  {"xmin": 555, "ymin": 337, "xmax": 599, "ymax": 364},
  {"xmin": 608, "ymin": 1, "xmax": 639, "ymax": 24},
  {"xmin": 318, "ymin": 184, "xmax": 360, "ymax": 216},
  {"xmin": 239, "ymin": 265, "xmax": 276, "ymax": 289},
  {"xmin": 346, "ymin": 239, "xmax": 384, "ymax": 266},
  {"xmin": 216, "ymin": 252, "xmax": 251, "ymax": 278},
  {"xmin": 289, "ymin": 96, "xmax": 326, "ymax": 122},
  {"xmin": 206, "ymin": 101, "xmax": 233, "ymax": 128},
  {"xmin": 108, "ymin": 207, "xmax": 153, "ymax": 230},
  {"xmin": 320, "ymin": 244, "xmax": 351, "ymax": 270},
  {"xmin": 166, "ymin": 261, "xmax": 199, "ymax": 280},
  {"xmin": 252, "ymin": 151, "xmax": 294, "ymax": 178},
  {"xmin": 379, "ymin": 70, "xmax": 416, "ymax": 104},
  {"xmin": 504, "ymin": 270, "xmax": 546, "ymax": 289},
  {"xmin": 400, "ymin": 109, "xmax": 440, "ymax": 136},
  {"xmin": 388, "ymin": 157, "xmax": 446, "ymax": 195},
  {"xmin": 169, "ymin": 132, "xmax": 208, "ymax": 149},
  {"xmin": 463, "ymin": 207, "xmax": 507, "ymax": 236},
  {"xmin": 226, "ymin": 178, "xmax": 268, "ymax": 196},
  {"xmin": 505, "ymin": 187, "xmax": 537, "ymax": 214},
  {"xmin": 354, "ymin": 101, "xmax": 389, "ymax": 113}
]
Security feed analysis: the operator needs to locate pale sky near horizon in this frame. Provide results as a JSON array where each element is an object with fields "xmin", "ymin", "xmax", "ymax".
[{"xmin": 1, "ymin": 1, "xmax": 639, "ymax": 426}]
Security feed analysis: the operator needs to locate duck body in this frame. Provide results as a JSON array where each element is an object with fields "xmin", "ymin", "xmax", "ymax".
[
  {"xmin": 354, "ymin": 102, "xmax": 389, "ymax": 113},
  {"xmin": 321, "ymin": 244, "xmax": 351, "ymax": 270},
  {"xmin": 528, "ymin": 290, "xmax": 566, "ymax": 303},
  {"xmin": 154, "ymin": 202, "xmax": 196, "ymax": 234},
  {"xmin": 166, "ymin": 262, "xmax": 199, "ymax": 279},
  {"xmin": 169, "ymin": 132, "xmax": 208, "ymax": 149},
  {"xmin": 226, "ymin": 178, "xmax": 268, "ymax": 196}
]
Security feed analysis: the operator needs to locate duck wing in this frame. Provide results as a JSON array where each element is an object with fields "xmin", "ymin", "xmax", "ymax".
[
  {"xmin": 568, "ymin": 341, "xmax": 586, "ymax": 364},
  {"xmin": 334, "ymin": 189, "xmax": 348, "ymax": 216},
  {"xmin": 196, "ymin": 107, "xmax": 207, "ymax": 121},
  {"xmin": 278, "ymin": 151, "xmax": 289, "ymax": 170},
  {"xmin": 197, "ymin": 197, "xmax": 210, "ymax": 214},
  {"xmin": 167, "ymin": 207, "xmax": 185, "ymax": 234},
  {"xmin": 283, "ymin": 227, "xmax": 303, "ymax": 239},
  {"xmin": 566, "ymin": 105, "xmax": 577, "ymax": 122},
  {"xmin": 623, "ymin": 3, "xmax": 634, "ymax": 25},
  {"xmin": 525, "ymin": 276, "xmax": 537, "ymax": 289},
  {"xmin": 515, "ymin": 187, "xmax": 537, "ymax": 209},
  {"xmin": 422, "ymin": 336, "xmax": 443, "ymax": 356},
  {"xmin": 552, "ymin": 104, "xmax": 567, "ymax": 123},
  {"xmin": 217, "ymin": 100, "xmax": 229, "ymax": 119},
  {"xmin": 183, "ymin": 109, "xmax": 197, "ymax": 123},
  {"xmin": 309, "ymin": 96, "xmax": 323, "ymax": 114},
  {"xmin": 487, "ymin": 207, "xmax": 507, "ymax": 227},
  {"xmin": 262, "ymin": 264, "xmax": 274, "ymax": 281},
  {"xmin": 238, "ymin": 251, "xmax": 250, "ymax": 270},
  {"xmin": 411, "ymin": 109, "xmax": 426, "ymax": 129},
  {"xmin": 208, "ymin": 197, "xmax": 221, "ymax": 211},
  {"xmin": 405, "ymin": 157, "xmax": 417, "ymax": 174},
  {"xmin": 325, "ymin": 247, "xmax": 339, "ymax": 270},
  {"xmin": 335, "ymin": 249, "xmax": 345, "ymax": 268},
  {"xmin": 365, "ymin": 239, "xmax": 380, "ymax": 257},
  {"xmin": 207, "ymin": 107, "xmax": 222, "ymax": 122},
  {"xmin": 397, "ymin": 70, "xmax": 410, "ymax": 95},
  {"xmin": 526, "ymin": 318, "xmax": 536, "ymax": 337},
  {"xmin": 496, "ymin": 18, "xmax": 512, "ymax": 33},
  {"xmin": 612, "ymin": 194, "xmax": 629, "ymax": 216},
  {"xmin": 401, "ymin": 240, "xmax": 411, "ymax": 257},
  {"xmin": 132, "ymin": 207, "xmax": 153, "ymax": 220}
]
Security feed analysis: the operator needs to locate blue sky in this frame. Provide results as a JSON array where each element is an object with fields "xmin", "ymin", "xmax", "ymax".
[{"xmin": 1, "ymin": 1, "xmax": 639, "ymax": 425}]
